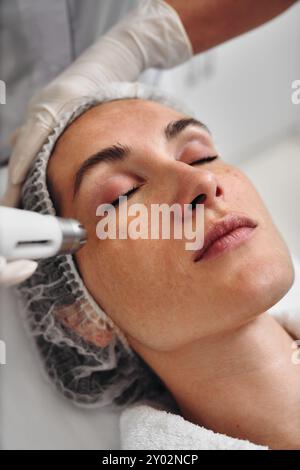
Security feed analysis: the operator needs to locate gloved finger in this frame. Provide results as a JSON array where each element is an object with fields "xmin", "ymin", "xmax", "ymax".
[
  {"xmin": 0, "ymin": 259, "xmax": 38, "ymax": 287},
  {"xmin": 10, "ymin": 117, "xmax": 53, "ymax": 185},
  {"xmin": 0, "ymin": 255, "xmax": 7, "ymax": 272},
  {"xmin": 270, "ymin": 308, "xmax": 300, "ymax": 341},
  {"xmin": 0, "ymin": 182, "xmax": 23, "ymax": 207},
  {"xmin": 10, "ymin": 96, "xmax": 85, "ymax": 186},
  {"xmin": 9, "ymin": 127, "xmax": 22, "ymax": 147}
]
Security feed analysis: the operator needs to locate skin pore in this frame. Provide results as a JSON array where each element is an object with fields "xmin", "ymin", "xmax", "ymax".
[{"xmin": 47, "ymin": 98, "xmax": 300, "ymax": 449}]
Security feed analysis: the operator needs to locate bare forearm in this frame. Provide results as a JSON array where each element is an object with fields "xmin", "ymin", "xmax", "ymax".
[{"xmin": 165, "ymin": 0, "xmax": 298, "ymax": 54}]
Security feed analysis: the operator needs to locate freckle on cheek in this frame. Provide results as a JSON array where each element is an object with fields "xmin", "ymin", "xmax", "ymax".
[{"xmin": 224, "ymin": 167, "xmax": 233, "ymax": 175}]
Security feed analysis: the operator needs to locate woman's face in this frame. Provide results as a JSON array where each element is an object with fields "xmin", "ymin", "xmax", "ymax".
[{"xmin": 47, "ymin": 98, "xmax": 294, "ymax": 353}]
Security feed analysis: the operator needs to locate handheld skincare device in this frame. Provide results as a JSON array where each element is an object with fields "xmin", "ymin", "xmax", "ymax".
[{"xmin": 0, "ymin": 207, "xmax": 87, "ymax": 261}]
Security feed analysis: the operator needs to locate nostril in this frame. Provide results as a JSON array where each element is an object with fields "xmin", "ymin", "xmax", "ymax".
[
  {"xmin": 216, "ymin": 185, "xmax": 222, "ymax": 197},
  {"xmin": 190, "ymin": 193, "xmax": 207, "ymax": 209}
]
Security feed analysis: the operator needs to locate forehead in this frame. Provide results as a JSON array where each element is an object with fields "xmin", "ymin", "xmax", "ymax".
[
  {"xmin": 47, "ymin": 98, "xmax": 188, "ymax": 211},
  {"xmin": 47, "ymin": 98, "xmax": 187, "ymax": 181},
  {"xmin": 57, "ymin": 98, "xmax": 186, "ymax": 151}
]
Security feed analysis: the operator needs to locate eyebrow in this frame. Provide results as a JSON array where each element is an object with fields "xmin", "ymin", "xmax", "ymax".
[{"xmin": 73, "ymin": 117, "xmax": 209, "ymax": 199}]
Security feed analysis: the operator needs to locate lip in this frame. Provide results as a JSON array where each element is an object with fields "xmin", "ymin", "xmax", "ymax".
[{"xmin": 193, "ymin": 213, "xmax": 258, "ymax": 262}]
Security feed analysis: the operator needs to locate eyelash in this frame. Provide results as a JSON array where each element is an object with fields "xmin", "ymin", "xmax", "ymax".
[
  {"xmin": 190, "ymin": 155, "xmax": 218, "ymax": 166},
  {"xmin": 111, "ymin": 185, "xmax": 140, "ymax": 207},
  {"xmin": 110, "ymin": 155, "xmax": 218, "ymax": 207}
]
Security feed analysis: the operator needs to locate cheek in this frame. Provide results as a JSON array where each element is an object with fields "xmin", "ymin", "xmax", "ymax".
[
  {"xmin": 207, "ymin": 167, "xmax": 295, "ymax": 314},
  {"xmin": 222, "ymin": 167, "xmax": 262, "ymax": 212},
  {"xmin": 222, "ymin": 167, "xmax": 283, "ymax": 237},
  {"xmin": 225, "ymin": 169, "xmax": 291, "ymax": 253},
  {"xmin": 76, "ymin": 235, "xmax": 198, "ymax": 351}
]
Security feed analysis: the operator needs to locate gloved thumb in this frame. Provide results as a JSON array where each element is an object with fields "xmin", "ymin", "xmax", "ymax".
[
  {"xmin": 0, "ymin": 256, "xmax": 38, "ymax": 287},
  {"xmin": 10, "ymin": 117, "xmax": 52, "ymax": 186},
  {"xmin": 9, "ymin": 127, "xmax": 22, "ymax": 147}
]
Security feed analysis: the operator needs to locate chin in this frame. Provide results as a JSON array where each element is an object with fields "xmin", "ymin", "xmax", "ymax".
[
  {"xmin": 266, "ymin": 260, "xmax": 295, "ymax": 309},
  {"xmin": 233, "ymin": 249, "xmax": 295, "ymax": 319}
]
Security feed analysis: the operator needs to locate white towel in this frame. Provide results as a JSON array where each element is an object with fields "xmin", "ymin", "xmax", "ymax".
[
  {"xmin": 120, "ymin": 400, "xmax": 268, "ymax": 450},
  {"xmin": 120, "ymin": 302, "xmax": 300, "ymax": 449}
]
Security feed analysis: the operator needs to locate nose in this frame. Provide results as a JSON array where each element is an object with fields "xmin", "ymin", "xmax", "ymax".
[{"xmin": 171, "ymin": 161, "xmax": 223, "ymax": 211}]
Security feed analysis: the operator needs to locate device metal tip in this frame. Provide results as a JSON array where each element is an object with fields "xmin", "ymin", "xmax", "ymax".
[{"xmin": 58, "ymin": 218, "xmax": 88, "ymax": 254}]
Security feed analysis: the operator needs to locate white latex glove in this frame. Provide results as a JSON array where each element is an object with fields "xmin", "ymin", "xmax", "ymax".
[
  {"xmin": 0, "ymin": 255, "xmax": 38, "ymax": 287},
  {"xmin": 1, "ymin": 0, "xmax": 193, "ymax": 208},
  {"xmin": 269, "ymin": 308, "xmax": 300, "ymax": 340}
]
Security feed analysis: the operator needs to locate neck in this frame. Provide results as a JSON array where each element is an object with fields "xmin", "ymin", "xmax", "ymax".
[{"xmin": 129, "ymin": 313, "xmax": 300, "ymax": 449}]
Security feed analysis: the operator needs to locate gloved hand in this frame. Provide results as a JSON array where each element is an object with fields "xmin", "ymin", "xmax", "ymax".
[
  {"xmin": 0, "ymin": 255, "xmax": 38, "ymax": 287},
  {"xmin": 1, "ymin": 0, "xmax": 193, "ymax": 208},
  {"xmin": 270, "ymin": 308, "xmax": 300, "ymax": 342}
]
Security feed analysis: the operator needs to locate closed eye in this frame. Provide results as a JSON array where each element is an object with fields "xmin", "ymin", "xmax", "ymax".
[
  {"xmin": 111, "ymin": 185, "xmax": 140, "ymax": 207},
  {"xmin": 110, "ymin": 155, "xmax": 218, "ymax": 207},
  {"xmin": 190, "ymin": 155, "xmax": 218, "ymax": 166}
]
